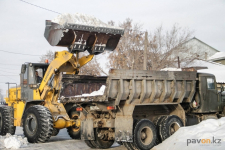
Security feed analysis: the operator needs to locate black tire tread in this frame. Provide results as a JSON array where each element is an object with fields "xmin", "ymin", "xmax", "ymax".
[
  {"xmin": 23, "ymin": 105, "xmax": 53, "ymax": 143},
  {"xmin": 67, "ymin": 108, "xmax": 80, "ymax": 139},
  {"xmin": 159, "ymin": 115, "xmax": 183, "ymax": 141},
  {"xmin": 84, "ymin": 140, "xmax": 96, "ymax": 148},
  {"xmin": 0, "ymin": 106, "xmax": 16, "ymax": 135}
]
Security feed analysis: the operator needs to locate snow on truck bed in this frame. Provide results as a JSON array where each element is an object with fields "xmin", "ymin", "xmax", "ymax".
[
  {"xmin": 74, "ymin": 85, "xmax": 106, "ymax": 97},
  {"xmin": 152, "ymin": 117, "xmax": 225, "ymax": 150}
]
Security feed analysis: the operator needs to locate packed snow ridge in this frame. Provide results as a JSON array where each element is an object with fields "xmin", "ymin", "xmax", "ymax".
[
  {"xmin": 75, "ymin": 85, "xmax": 106, "ymax": 97},
  {"xmin": 0, "ymin": 133, "xmax": 28, "ymax": 149},
  {"xmin": 152, "ymin": 117, "xmax": 225, "ymax": 150},
  {"xmin": 52, "ymin": 13, "xmax": 122, "ymax": 29}
]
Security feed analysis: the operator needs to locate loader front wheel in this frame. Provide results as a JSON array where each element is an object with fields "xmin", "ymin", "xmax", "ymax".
[
  {"xmin": 0, "ymin": 106, "xmax": 16, "ymax": 135},
  {"xmin": 67, "ymin": 108, "xmax": 80, "ymax": 139},
  {"xmin": 23, "ymin": 105, "xmax": 53, "ymax": 143}
]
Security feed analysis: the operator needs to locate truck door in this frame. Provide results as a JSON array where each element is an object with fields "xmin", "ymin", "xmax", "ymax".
[{"xmin": 206, "ymin": 77, "xmax": 218, "ymax": 112}]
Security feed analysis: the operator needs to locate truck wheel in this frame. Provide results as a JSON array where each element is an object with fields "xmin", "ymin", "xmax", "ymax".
[
  {"xmin": 52, "ymin": 128, "xmax": 60, "ymax": 136},
  {"xmin": 133, "ymin": 119, "xmax": 157, "ymax": 150},
  {"xmin": 84, "ymin": 140, "xmax": 97, "ymax": 148},
  {"xmin": 153, "ymin": 116, "xmax": 166, "ymax": 144},
  {"xmin": 67, "ymin": 108, "xmax": 80, "ymax": 139},
  {"xmin": 159, "ymin": 115, "xmax": 183, "ymax": 141},
  {"xmin": 0, "ymin": 106, "xmax": 16, "ymax": 135},
  {"xmin": 123, "ymin": 142, "xmax": 138, "ymax": 150},
  {"xmin": 92, "ymin": 128, "xmax": 114, "ymax": 149},
  {"xmin": 23, "ymin": 105, "xmax": 53, "ymax": 143}
]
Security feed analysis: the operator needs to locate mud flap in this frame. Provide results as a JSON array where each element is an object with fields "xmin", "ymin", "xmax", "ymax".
[
  {"xmin": 81, "ymin": 118, "xmax": 95, "ymax": 140},
  {"xmin": 115, "ymin": 116, "xmax": 133, "ymax": 142}
]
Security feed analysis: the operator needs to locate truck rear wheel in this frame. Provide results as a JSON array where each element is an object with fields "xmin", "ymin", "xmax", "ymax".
[
  {"xmin": 153, "ymin": 116, "xmax": 166, "ymax": 144},
  {"xmin": 133, "ymin": 119, "xmax": 157, "ymax": 150},
  {"xmin": 159, "ymin": 115, "xmax": 183, "ymax": 141},
  {"xmin": 23, "ymin": 105, "xmax": 53, "ymax": 143},
  {"xmin": 0, "ymin": 106, "xmax": 15, "ymax": 135},
  {"xmin": 67, "ymin": 107, "xmax": 80, "ymax": 139}
]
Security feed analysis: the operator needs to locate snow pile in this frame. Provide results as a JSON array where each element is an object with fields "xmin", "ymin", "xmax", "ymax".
[
  {"xmin": 52, "ymin": 13, "xmax": 121, "ymax": 29},
  {"xmin": 75, "ymin": 85, "xmax": 106, "ymax": 97},
  {"xmin": 152, "ymin": 117, "xmax": 225, "ymax": 150},
  {"xmin": 0, "ymin": 133, "xmax": 28, "ymax": 149},
  {"xmin": 161, "ymin": 68, "xmax": 182, "ymax": 71}
]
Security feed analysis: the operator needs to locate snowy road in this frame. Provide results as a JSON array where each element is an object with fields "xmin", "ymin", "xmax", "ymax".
[{"xmin": 1, "ymin": 127, "xmax": 125, "ymax": 150}]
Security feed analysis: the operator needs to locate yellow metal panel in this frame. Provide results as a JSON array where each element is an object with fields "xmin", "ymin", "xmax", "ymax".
[
  {"xmin": 5, "ymin": 87, "xmax": 21, "ymax": 106},
  {"xmin": 13, "ymin": 101, "xmax": 25, "ymax": 126},
  {"xmin": 33, "ymin": 89, "xmax": 41, "ymax": 100}
]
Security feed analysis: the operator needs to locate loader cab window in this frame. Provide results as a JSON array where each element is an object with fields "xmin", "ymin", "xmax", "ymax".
[
  {"xmin": 207, "ymin": 78, "xmax": 215, "ymax": 89},
  {"xmin": 33, "ymin": 66, "xmax": 48, "ymax": 84},
  {"xmin": 23, "ymin": 67, "xmax": 28, "ymax": 86}
]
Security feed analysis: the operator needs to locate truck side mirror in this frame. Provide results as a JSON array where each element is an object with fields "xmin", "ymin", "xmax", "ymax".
[{"xmin": 21, "ymin": 64, "xmax": 26, "ymax": 74}]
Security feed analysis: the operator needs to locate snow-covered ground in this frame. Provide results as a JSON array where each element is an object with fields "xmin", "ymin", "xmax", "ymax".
[
  {"xmin": 0, "ymin": 134, "xmax": 28, "ymax": 149},
  {"xmin": 152, "ymin": 117, "xmax": 225, "ymax": 150}
]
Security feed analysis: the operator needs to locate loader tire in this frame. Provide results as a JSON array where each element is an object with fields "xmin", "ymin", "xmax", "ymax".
[
  {"xmin": 84, "ymin": 140, "xmax": 97, "ymax": 148},
  {"xmin": 52, "ymin": 128, "xmax": 60, "ymax": 136},
  {"xmin": 23, "ymin": 105, "xmax": 53, "ymax": 143},
  {"xmin": 67, "ymin": 108, "xmax": 80, "ymax": 139},
  {"xmin": 133, "ymin": 119, "xmax": 157, "ymax": 150},
  {"xmin": 0, "ymin": 106, "xmax": 16, "ymax": 135},
  {"xmin": 159, "ymin": 115, "xmax": 183, "ymax": 141}
]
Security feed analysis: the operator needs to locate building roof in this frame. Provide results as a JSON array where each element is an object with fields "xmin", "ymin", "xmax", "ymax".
[
  {"xmin": 184, "ymin": 37, "xmax": 220, "ymax": 52},
  {"xmin": 209, "ymin": 52, "xmax": 225, "ymax": 61}
]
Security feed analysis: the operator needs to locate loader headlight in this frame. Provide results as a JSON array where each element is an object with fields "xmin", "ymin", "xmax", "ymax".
[{"xmin": 29, "ymin": 84, "xmax": 37, "ymax": 88}]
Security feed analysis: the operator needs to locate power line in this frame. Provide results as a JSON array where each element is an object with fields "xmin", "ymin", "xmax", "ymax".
[
  {"xmin": 0, "ymin": 63, "xmax": 21, "ymax": 66},
  {"xmin": 0, "ymin": 49, "xmax": 41, "ymax": 56},
  {"xmin": 19, "ymin": 0, "xmax": 61, "ymax": 15}
]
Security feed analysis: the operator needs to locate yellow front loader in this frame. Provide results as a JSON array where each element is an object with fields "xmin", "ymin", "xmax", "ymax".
[{"xmin": 0, "ymin": 20, "xmax": 123, "ymax": 143}]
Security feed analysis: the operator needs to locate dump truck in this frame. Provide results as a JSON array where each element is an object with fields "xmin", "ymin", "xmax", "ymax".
[
  {"xmin": 0, "ymin": 17, "xmax": 124, "ymax": 143},
  {"xmin": 60, "ymin": 67, "xmax": 225, "ymax": 150}
]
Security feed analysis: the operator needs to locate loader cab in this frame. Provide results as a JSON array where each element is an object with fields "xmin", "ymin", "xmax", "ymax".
[{"xmin": 20, "ymin": 63, "xmax": 49, "ymax": 100}]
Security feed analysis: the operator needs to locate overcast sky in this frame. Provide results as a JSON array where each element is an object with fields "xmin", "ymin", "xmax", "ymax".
[{"xmin": 0, "ymin": 0, "xmax": 224, "ymax": 94}]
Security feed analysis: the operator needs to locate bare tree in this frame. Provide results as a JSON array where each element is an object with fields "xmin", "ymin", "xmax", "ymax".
[
  {"xmin": 39, "ymin": 50, "xmax": 54, "ymax": 63},
  {"xmin": 107, "ymin": 19, "xmax": 199, "ymax": 70}
]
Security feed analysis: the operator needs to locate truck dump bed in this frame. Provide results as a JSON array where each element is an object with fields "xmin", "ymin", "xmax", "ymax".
[{"xmin": 60, "ymin": 69, "xmax": 197, "ymax": 105}]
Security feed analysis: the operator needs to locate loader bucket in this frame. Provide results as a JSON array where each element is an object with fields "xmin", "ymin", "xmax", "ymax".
[{"xmin": 44, "ymin": 20, "xmax": 124, "ymax": 55}]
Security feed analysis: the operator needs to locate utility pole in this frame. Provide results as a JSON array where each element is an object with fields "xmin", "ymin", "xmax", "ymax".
[
  {"xmin": 143, "ymin": 31, "xmax": 148, "ymax": 70},
  {"xmin": 178, "ymin": 56, "xmax": 180, "ymax": 68}
]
